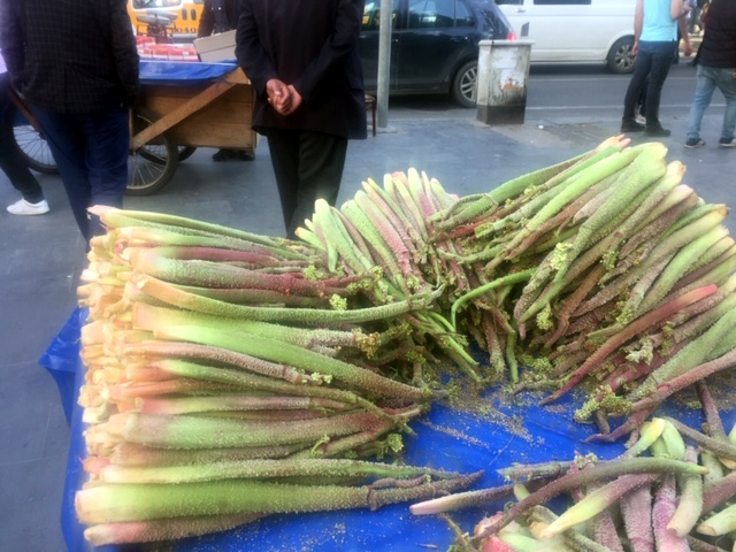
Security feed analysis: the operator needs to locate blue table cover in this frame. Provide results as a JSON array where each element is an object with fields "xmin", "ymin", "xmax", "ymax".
[
  {"xmin": 41, "ymin": 307, "xmax": 734, "ymax": 552},
  {"xmin": 139, "ymin": 60, "xmax": 238, "ymax": 86}
]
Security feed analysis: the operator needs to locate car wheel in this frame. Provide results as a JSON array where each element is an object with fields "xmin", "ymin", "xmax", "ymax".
[
  {"xmin": 607, "ymin": 36, "xmax": 635, "ymax": 74},
  {"xmin": 452, "ymin": 61, "xmax": 478, "ymax": 109}
]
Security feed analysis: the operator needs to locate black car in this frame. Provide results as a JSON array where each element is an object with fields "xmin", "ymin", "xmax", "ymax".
[{"xmin": 360, "ymin": 0, "xmax": 515, "ymax": 107}]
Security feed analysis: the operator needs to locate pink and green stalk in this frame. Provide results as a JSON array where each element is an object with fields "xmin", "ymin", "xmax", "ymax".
[
  {"xmin": 84, "ymin": 513, "xmax": 262, "ymax": 546},
  {"xmin": 652, "ymin": 474, "xmax": 689, "ymax": 551},
  {"xmin": 99, "ymin": 408, "xmax": 406, "ymax": 450},
  {"xmin": 76, "ymin": 471, "xmax": 482, "ymax": 525},
  {"xmin": 96, "ymin": 457, "xmax": 461, "ymax": 485},
  {"xmin": 149, "ymin": 326, "xmax": 431, "ymax": 402},
  {"xmin": 697, "ymin": 503, "xmax": 736, "ymax": 537},
  {"xmin": 472, "ymin": 457, "xmax": 705, "ymax": 541},
  {"xmin": 109, "ymin": 442, "xmax": 305, "ymax": 467},
  {"xmin": 619, "ymin": 482, "xmax": 656, "ymax": 552},
  {"xmin": 663, "ymin": 417, "xmax": 736, "ymax": 461},
  {"xmin": 667, "ymin": 446, "xmax": 703, "ymax": 538},
  {"xmin": 133, "ymin": 395, "xmax": 349, "ymax": 416},
  {"xmin": 540, "ymin": 473, "xmax": 658, "ymax": 538},
  {"xmin": 129, "ymin": 272, "xmax": 443, "ymax": 326},
  {"xmin": 541, "ymin": 284, "xmax": 717, "ymax": 404},
  {"xmin": 124, "ymin": 339, "xmax": 320, "ymax": 385}
]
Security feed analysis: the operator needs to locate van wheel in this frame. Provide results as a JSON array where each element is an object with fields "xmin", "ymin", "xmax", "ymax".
[
  {"xmin": 607, "ymin": 37, "xmax": 635, "ymax": 74},
  {"xmin": 452, "ymin": 61, "xmax": 478, "ymax": 108}
]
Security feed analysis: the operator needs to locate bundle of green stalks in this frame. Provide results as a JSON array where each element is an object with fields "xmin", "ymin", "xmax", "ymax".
[
  {"xmin": 412, "ymin": 413, "xmax": 736, "ymax": 552},
  {"xmin": 76, "ymin": 207, "xmax": 479, "ymax": 545},
  {"xmin": 430, "ymin": 136, "xmax": 736, "ymax": 437}
]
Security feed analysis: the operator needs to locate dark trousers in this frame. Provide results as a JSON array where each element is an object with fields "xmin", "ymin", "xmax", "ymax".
[
  {"xmin": 623, "ymin": 41, "xmax": 675, "ymax": 127},
  {"xmin": 0, "ymin": 75, "xmax": 44, "ymax": 203},
  {"xmin": 266, "ymin": 130, "xmax": 348, "ymax": 238},
  {"xmin": 32, "ymin": 106, "xmax": 129, "ymax": 242}
]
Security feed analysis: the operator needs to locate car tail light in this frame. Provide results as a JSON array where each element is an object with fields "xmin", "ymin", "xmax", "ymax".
[{"xmin": 507, "ymin": 31, "xmax": 518, "ymax": 40}]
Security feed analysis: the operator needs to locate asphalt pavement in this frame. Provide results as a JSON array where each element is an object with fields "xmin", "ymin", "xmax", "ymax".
[{"xmin": 0, "ymin": 59, "xmax": 734, "ymax": 551}]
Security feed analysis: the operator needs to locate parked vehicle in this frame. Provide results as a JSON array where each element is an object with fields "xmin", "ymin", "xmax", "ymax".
[
  {"xmin": 360, "ymin": 0, "xmax": 516, "ymax": 107},
  {"xmin": 494, "ymin": 0, "xmax": 637, "ymax": 74},
  {"xmin": 127, "ymin": 0, "xmax": 204, "ymax": 41}
]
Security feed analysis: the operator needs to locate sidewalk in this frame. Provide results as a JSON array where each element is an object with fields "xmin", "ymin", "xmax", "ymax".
[{"xmin": 0, "ymin": 101, "xmax": 733, "ymax": 550}]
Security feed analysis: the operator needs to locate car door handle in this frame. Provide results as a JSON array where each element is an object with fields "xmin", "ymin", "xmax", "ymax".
[{"xmin": 515, "ymin": 7, "xmax": 526, "ymax": 13}]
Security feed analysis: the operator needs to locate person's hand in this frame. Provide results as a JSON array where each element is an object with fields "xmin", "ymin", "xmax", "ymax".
[
  {"xmin": 266, "ymin": 78, "xmax": 291, "ymax": 113},
  {"xmin": 632, "ymin": 39, "xmax": 639, "ymax": 57},
  {"xmin": 682, "ymin": 40, "xmax": 693, "ymax": 57},
  {"xmin": 279, "ymin": 85, "xmax": 302, "ymax": 116}
]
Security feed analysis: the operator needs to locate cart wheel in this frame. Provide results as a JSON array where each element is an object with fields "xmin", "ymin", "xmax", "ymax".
[
  {"xmin": 177, "ymin": 146, "xmax": 197, "ymax": 162},
  {"xmin": 140, "ymin": 145, "xmax": 197, "ymax": 164},
  {"xmin": 127, "ymin": 109, "xmax": 178, "ymax": 196},
  {"xmin": 4, "ymin": 106, "xmax": 58, "ymax": 175}
]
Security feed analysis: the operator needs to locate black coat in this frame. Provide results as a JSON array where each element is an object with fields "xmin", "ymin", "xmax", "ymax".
[
  {"xmin": 235, "ymin": 0, "xmax": 367, "ymax": 140},
  {"xmin": 0, "ymin": 0, "xmax": 139, "ymax": 114},
  {"xmin": 698, "ymin": 0, "xmax": 736, "ymax": 68},
  {"xmin": 197, "ymin": 0, "xmax": 240, "ymax": 37}
]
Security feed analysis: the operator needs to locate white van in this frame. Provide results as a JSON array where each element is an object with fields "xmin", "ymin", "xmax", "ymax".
[{"xmin": 495, "ymin": 0, "xmax": 637, "ymax": 73}]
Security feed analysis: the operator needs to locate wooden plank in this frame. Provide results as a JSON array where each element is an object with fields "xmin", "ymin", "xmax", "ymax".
[{"xmin": 131, "ymin": 70, "xmax": 250, "ymax": 150}]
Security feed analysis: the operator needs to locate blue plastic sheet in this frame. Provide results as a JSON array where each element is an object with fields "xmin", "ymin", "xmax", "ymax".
[
  {"xmin": 139, "ymin": 60, "xmax": 238, "ymax": 86},
  {"xmin": 44, "ymin": 310, "xmax": 735, "ymax": 552}
]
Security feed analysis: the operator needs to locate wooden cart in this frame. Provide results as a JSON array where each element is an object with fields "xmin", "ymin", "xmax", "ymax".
[
  {"xmin": 129, "ymin": 66, "xmax": 258, "ymax": 195},
  {"xmin": 8, "ymin": 65, "xmax": 257, "ymax": 196}
]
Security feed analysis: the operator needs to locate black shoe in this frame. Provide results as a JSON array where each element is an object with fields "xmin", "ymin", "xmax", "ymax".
[
  {"xmin": 685, "ymin": 137, "xmax": 705, "ymax": 149},
  {"xmin": 719, "ymin": 137, "xmax": 736, "ymax": 148},
  {"xmin": 621, "ymin": 119, "xmax": 645, "ymax": 133},
  {"xmin": 645, "ymin": 125, "xmax": 671, "ymax": 137}
]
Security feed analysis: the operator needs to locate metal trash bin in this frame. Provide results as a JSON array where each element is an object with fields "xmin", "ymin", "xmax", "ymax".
[{"xmin": 476, "ymin": 39, "xmax": 534, "ymax": 125}]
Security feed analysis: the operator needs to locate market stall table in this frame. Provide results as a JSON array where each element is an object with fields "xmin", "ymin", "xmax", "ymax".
[{"xmin": 41, "ymin": 309, "xmax": 734, "ymax": 552}]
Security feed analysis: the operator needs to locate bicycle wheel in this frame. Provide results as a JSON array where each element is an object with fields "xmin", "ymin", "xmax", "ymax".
[
  {"xmin": 4, "ymin": 108, "xmax": 58, "ymax": 174},
  {"xmin": 127, "ymin": 109, "xmax": 179, "ymax": 196}
]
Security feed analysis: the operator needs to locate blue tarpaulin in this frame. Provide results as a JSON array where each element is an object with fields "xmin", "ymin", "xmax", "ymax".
[
  {"xmin": 139, "ymin": 60, "xmax": 237, "ymax": 86},
  {"xmin": 40, "ymin": 308, "xmax": 734, "ymax": 552}
]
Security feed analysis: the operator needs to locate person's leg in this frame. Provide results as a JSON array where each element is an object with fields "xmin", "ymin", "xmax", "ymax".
[
  {"xmin": 289, "ymin": 131, "xmax": 347, "ymax": 237},
  {"xmin": 82, "ymin": 107, "xmax": 130, "ymax": 239},
  {"xmin": 0, "ymin": 77, "xmax": 46, "ymax": 206},
  {"xmin": 685, "ymin": 65, "xmax": 717, "ymax": 143},
  {"xmin": 644, "ymin": 42, "xmax": 675, "ymax": 134},
  {"xmin": 266, "ymin": 130, "xmax": 300, "ymax": 235},
  {"xmin": 32, "ymin": 107, "xmax": 91, "ymax": 237},
  {"xmin": 716, "ymin": 68, "xmax": 736, "ymax": 145},
  {"xmin": 622, "ymin": 48, "xmax": 653, "ymax": 129}
]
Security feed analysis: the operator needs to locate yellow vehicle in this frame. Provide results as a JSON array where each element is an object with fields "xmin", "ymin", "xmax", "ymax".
[{"xmin": 127, "ymin": 0, "xmax": 204, "ymax": 41}]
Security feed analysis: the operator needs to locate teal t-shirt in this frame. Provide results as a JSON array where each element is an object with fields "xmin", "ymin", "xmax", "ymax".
[{"xmin": 640, "ymin": 0, "xmax": 678, "ymax": 42}]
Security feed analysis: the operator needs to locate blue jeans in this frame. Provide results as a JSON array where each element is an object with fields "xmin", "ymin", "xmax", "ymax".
[
  {"xmin": 686, "ymin": 65, "xmax": 736, "ymax": 142},
  {"xmin": 623, "ymin": 41, "xmax": 676, "ymax": 126},
  {"xmin": 32, "ymin": 106, "xmax": 129, "ymax": 242}
]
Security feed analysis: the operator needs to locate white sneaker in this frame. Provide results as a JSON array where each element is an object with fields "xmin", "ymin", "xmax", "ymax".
[{"xmin": 6, "ymin": 198, "xmax": 50, "ymax": 216}]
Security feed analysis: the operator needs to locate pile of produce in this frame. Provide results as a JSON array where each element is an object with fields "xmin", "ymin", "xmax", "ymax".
[
  {"xmin": 411, "ymin": 415, "xmax": 736, "ymax": 551},
  {"xmin": 75, "ymin": 207, "xmax": 480, "ymax": 545},
  {"xmin": 74, "ymin": 136, "xmax": 736, "ymax": 546}
]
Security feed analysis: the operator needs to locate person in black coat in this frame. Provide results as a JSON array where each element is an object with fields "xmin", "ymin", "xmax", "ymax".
[
  {"xmin": 0, "ymin": 0, "xmax": 139, "ymax": 244},
  {"xmin": 236, "ymin": 0, "xmax": 367, "ymax": 237}
]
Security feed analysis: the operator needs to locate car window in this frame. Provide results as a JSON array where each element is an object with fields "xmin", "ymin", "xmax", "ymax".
[
  {"xmin": 455, "ymin": 0, "xmax": 475, "ymax": 27},
  {"xmin": 494, "ymin": 0, "xmax": 523, "ymax": 4},
  {"xmin": 408, "ymin": 0, "xmax": 455, "ymax": 28},
  {"xmin": 362, "ymin": 0, "xmax": 401, "ymax": 31}
]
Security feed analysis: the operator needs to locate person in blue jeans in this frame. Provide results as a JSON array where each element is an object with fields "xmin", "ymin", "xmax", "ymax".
[
  {"xmin": 621, "ymin": 0, "xmax": 692, "ymax": 137},
  {"xmin": 684, "ymin": 0, "xmax": 736, "ymax": 149},
  {"xmin": 0, "ymin": 71, "xmax": 49, "ymax": 215},
  {"xmin": 0, "ymin": 0, "xmax": 138, "ymax": 244}
]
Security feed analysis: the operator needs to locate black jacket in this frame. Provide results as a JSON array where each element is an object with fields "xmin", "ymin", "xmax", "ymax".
[
  {"xmin": 235, "ymin": 0, "xmax": 367, "ymax": 140},
  {"xmin": 0, "ymin": 0, "xmax": 139, "ymax": 114},
  {"xmin": 198, "ymin": 0, "xmax": 240, "ymax": 37},
  {"xmin": 698, "ymin": 0, "xmax": 736, "ymax": 68}
]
